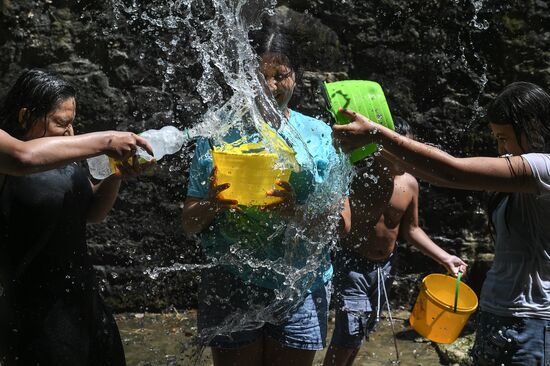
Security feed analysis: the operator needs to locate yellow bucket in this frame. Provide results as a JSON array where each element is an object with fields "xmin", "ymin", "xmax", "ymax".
[
  {"xmin": 409, "ymin": 273, "xmax": 478, "ymax": 344},
  {"xmin": 212, "ymin": 141, "xmax": 294, "ymax": 206}
]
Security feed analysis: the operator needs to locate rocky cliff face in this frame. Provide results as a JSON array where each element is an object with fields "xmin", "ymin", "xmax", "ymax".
[{"xmin": 1, "ymin": 0, "xmax": 548, "ymax": 311}]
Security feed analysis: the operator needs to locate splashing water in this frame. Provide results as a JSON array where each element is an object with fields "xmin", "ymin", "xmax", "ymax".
[
  {"xmin": 470, "ymin": 0, "xmax": 489, "ymax": 31},
  {"xmin": 456, "ymin": 0, "xmax": 489, "ymax": 130},
  {"xmin": 111, "ymin": 0, "xmax": 353, "ymax": 361},
  {"xmin": 144, "ymin": 263, "xmax": 215, "ymax": 280}
]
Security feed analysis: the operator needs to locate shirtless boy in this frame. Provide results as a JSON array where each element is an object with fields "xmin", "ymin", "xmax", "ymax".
[{"xmin": 323, "ymin": 118, "xmax": 467, "ymax": 366}]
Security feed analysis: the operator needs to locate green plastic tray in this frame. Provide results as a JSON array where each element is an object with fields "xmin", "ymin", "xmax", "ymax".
[{"xmin": 323, "ymin": 80, "xmax": 394, "ymax": 163}]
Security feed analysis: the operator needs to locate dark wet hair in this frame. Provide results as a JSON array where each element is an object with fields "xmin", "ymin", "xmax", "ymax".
[
  {"xmin": 258, "ymin": 33, "xmax": 303, "ymax": 84},
  {"xmin": 0, "ymin": 69, "xmax": 76, "ymax": 139},
  {"xmin": 486, "ymin": 81, "xmax": 550, "ymax": 153},
  {"xmin": 259, "ymin": 52, "xmax": 294, "ymax": 72},
  {"xmin": 486, "ymin": 82, "xmax": 550, "ymax": 237},
  {"xmin": 394, "ymin": 116, "xmax": 413, "ymax": 137}
]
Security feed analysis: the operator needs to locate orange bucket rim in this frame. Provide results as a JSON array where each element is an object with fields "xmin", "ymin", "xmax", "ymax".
[{"xmin": 421, "ymin": 274, "xmax": 478, "ymax": 313}]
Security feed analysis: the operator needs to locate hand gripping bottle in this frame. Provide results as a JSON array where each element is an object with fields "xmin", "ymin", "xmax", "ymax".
[{"xmin": 87, "ymin": 125, "xmax": 193, "ymax": 179}]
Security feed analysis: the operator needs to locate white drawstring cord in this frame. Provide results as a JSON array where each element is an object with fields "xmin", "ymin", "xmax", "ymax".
[
  {"xmin": 376, "ymin": 265, "xmax": 382, "ymax": 323},
  {"xmin": 377, "ymin": 264, "xmax": 400, "ymax": 362}
]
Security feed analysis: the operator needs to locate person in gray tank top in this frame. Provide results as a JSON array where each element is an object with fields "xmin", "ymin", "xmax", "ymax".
[{"xmin": 331, "ymin": 82, "xmax": 550, "ymax": 366}]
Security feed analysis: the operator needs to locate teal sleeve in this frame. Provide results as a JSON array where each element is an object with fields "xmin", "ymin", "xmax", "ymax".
[
  {"xmin": 313, "ymin": 121, "xmax": 338, "ymax": 182},
  {"xmin": 186, "ymin": 138, "xmax": 213, "ymax": 199}
]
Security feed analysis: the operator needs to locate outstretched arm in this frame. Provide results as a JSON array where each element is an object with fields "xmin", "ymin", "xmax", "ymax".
[
  {"xmin": 332, "ymin": 109, "xmax": 536, "ymax": 193},
  {"xmin": 400, "ymin": 176, "xmax": 467, "ymax": 276},
  {"xmin": 0, "ymin": 129, "xmax": 153, "ymax": 176}
]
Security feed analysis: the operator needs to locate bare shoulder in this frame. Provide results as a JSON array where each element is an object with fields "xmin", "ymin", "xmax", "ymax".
[
  {"xmin": 0, "ymin": 129, "xmax": 17, "ymax": 147},
  {"xmin": 396, "ymin": 173, "xmax": 419, "ymax": 194}
]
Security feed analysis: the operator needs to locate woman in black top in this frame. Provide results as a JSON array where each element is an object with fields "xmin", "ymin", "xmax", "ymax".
[{"xmin": 0, "ymin": 69, "xmax": 147, "ymax": 365}]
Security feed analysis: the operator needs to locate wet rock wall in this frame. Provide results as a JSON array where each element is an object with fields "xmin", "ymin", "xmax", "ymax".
[{"xmin": 1, "ymin": 0, "xmax": 549, "ymax": 311}]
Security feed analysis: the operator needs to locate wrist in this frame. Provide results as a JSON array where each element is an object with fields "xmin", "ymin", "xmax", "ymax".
[
  {"xmin": 102, "ymin": 131, "xmax": 118, "ymax": 154},
  {"xmin": 370, "ymin": 123, "xmax": 390, "ymax": 144},
  {"xmin": 436, "ymin": 253, "xmax": 449, "ymax": 264},
  {"xmin": 202, "ymin": 198, "xmax": 223, "ymax": 216},
  {"xmin": 104, "ymin": 173, "xmax": 123, "ymax": 184}
]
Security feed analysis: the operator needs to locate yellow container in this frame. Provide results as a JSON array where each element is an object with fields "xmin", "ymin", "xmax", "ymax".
[
  {"xmin": 409, "ymin": 274, "xmax": 478, "ymax": 344},
  {"xmin": 108, "ymin": 155, "xmax": 150, "ymax": 175},
  {"xmin": 212, "ymin": 142, "xmax": 293, "ymax": 206}
]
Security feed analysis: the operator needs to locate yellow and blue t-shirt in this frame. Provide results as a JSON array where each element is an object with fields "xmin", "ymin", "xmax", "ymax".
[{"xmin": 186, "ymin": 110, "xmax": 338, "ymax": 290}]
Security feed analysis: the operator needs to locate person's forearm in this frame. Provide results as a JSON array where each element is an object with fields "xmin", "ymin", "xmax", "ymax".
[
  {"xmin": 374, "ymin": 124, "xmax": 534, "ymax": 192},
  {"xmin": 372, "ymin": 125, "xmax": 472, "ymax": 187},
  {"xmin": 405, "ymin": 226, "xmax": 452, "ymax": 265},
  {"xmin": 182, "ymin": 200, "xmax": 220, "ymax": 235},
  {"xmin": 381, "ymin": 149, "xmax": 465, "ymax": 189},
  {"xmin": 87, "ymin": 175, "xmax": 122, "ymax": 223},
  {"xmin": 0, "ymin": 132, "xmax": 113, "ymax": 176}
]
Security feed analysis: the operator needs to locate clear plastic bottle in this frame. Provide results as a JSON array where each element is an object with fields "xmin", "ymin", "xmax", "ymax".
[{"xmin": 87, "ymin": 125, "xmax": 194, "ymax": 180}]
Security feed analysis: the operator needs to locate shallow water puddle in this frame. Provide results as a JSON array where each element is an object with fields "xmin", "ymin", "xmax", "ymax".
[{"xmin": 117, "ymin": 310, "xmax": 443, "ymax": 365}]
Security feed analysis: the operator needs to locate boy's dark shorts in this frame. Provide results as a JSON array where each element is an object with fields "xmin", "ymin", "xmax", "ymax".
[{"xmin": 330, "ymin": 247, "xmax": 396, "ymax": 348}]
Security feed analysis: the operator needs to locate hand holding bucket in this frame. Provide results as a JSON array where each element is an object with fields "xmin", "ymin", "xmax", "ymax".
[
  {"xmin": 322, "ymin": 80, "xmax": 395, "ymax": 163},
  {"xmin": 409, "ymin": 273, "xmax": 478, "ymax": 344},
  {"xmin": 207, "ymin": 167, "xmax": 239, "ymax": 212},
  {"xmin": 212, "ymin": 139, "xmax": 297, "ymax": 207},
  {"xmin": 262, "ymin": 180, "xmax": 297, "ymax": 216}
]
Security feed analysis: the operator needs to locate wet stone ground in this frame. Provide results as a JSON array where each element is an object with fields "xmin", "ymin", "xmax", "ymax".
[{"xmin": 117, "ymin": 310, "xmax": 451, "ymax": 366}]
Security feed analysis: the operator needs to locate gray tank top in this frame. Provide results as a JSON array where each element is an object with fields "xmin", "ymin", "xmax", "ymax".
[{"xmin": 480, "ymin": 153, "xmax": 550, "ymax": 319}]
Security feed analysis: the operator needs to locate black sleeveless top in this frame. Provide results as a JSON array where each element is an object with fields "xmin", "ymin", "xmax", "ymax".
[{"xmin": 0, "ymin": 164, "xmax": 125, "ymax": 366}]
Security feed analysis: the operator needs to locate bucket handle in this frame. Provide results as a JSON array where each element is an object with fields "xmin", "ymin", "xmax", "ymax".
[{"xmin": 453, "ymin": 271, "xmax": 462, "ymax": 313}]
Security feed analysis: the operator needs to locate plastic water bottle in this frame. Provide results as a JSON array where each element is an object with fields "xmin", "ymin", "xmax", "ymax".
[{"xmin": 87, "ymin": 125, "xmax": 194, "ymax": 180}]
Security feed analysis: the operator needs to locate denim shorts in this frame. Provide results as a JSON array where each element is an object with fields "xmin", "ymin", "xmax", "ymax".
[
  {"xmin": 197, "ymin": 267, "xmax": 331, "ymax": 350},
  {"xmin": 471, "ymin": 310, "xmax": 550, "ymax": 366},
  {"xmin": 329, "ymin": 248, "xmax": 396, "ymax": 348}
]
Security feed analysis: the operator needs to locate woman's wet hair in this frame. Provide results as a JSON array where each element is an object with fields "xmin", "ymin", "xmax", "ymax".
[
  {"xmin": 487, "ymin": 81, "xmax": 550, "ymax": 153},
  {"xmin": 0, "ymin": 69, "xmax": 76, "ymax": 139}
]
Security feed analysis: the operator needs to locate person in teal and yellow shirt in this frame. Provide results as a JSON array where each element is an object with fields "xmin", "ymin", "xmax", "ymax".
[{"xmin": 183, "ymin": 52, "xmax": 351, "ymax": 366}]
